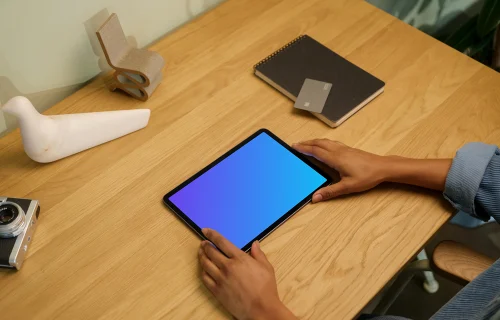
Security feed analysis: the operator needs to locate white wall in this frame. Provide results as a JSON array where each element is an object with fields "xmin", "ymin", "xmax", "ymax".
[{"xmin": 0, "ymin": 0, "xmax": 224, "ymax": 135}]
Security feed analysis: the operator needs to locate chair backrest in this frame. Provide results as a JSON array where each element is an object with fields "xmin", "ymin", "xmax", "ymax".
[
  {"xmin": 96, "ymin": 13, "xmax": 130, "ymax": 68},
  {"xmin": 433, "ymin": 240, "xmax": 495, "ymax": 283}
]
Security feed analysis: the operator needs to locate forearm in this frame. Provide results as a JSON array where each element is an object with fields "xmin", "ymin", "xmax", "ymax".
[
  {"xmin": 380, "ymin": 156, "xmax": 453, "ymax": 191},
  {"xmin": 255, "ymin": 301, "xmax": 298, "ymax": 320}
]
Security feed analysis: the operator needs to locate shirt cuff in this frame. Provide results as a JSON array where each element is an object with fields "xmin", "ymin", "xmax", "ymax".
[{"xmin": 443, "ymin": 142, "xmax": 497, "ymax": 221}]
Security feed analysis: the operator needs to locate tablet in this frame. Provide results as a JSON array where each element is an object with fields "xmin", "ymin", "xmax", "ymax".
[{"xmin": 163, "ymin": 129, "xmax": 332, "ymax": 252}]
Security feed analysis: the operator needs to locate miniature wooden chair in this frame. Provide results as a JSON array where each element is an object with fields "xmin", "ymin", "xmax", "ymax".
[{"xmin": 96, "ymin": 13, "xmax": 165, "ymax": 101}]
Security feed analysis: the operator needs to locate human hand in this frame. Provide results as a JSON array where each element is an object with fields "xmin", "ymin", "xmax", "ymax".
[
  {"xmin": 293, "ymin": 139, "xmax": 388, "ymax": 202},
  {"xmin": 198, "ymin": 229, "xmax": 296, "ymax": 320}
]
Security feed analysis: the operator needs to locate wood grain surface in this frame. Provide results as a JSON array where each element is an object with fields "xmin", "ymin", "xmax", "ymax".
[
  {"xmin": 1, "ymin": 0, "xmax": 500, "ymax": 319},
  {"xmin": 433, "ymin": 241, "xmax": 495, "ymax": 283}
]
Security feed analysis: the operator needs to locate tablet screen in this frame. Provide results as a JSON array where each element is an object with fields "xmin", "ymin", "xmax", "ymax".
[{"xmin": 165, "ymin": 130, "xmax": 329, "ymax": 250}]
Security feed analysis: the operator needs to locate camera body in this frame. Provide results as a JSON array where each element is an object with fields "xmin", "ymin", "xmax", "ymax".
[{"xmin": 0, "ymin": 197, "xmax": 40, "ymax": 270}]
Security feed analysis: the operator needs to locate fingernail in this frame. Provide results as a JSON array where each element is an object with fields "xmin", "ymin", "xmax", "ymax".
[
  {"xmin": 312, "ymin": 194, "xmax": 323, "ymax": 203},
  {"xmin": 254, "ymin": 240, "xmax": 260, "ymax": 248},
  {"xmin": 202, "ymin": 228, "xmax": 209, "ymax": 235}
]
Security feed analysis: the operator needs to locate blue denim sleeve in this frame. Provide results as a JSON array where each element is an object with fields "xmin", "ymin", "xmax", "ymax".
[
  {"xmin": 430, "ymin": 259, "xmax": 500, "ymax": 320},
  {"xmin": 443, "ymin": 143, "xmax": 500, "ymax": 222},
  {"xmin": 365, "ymin": 144, "xmax": 500, "ymax": 320}
]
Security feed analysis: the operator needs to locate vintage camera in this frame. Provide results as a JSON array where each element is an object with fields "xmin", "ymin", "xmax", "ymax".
[{"xmin": 0, "ymin": 197, "xmax": 40, "ymax": 270}]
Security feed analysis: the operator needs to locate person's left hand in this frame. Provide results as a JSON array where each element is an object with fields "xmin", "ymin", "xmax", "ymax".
[{"xmin": 198, "ymin": 229, "xmax": 296, "ymax": 320}]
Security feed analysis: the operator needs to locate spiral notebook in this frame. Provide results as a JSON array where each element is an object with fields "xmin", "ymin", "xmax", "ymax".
[{"xmin": 254, "ymin": 35, "xmax": 385, "ymax": 127}]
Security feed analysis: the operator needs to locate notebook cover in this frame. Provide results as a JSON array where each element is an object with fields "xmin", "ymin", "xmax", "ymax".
[{"xmin": 254, "ymin": 35, "xmax": 385, "ymax": 126}]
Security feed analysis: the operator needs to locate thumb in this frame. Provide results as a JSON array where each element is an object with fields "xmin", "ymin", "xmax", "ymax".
[
  {"xmin": 251, "ymin": 241, "xmax": 271, "ymax": 266},
  {"xmin": 313, "ymin": 181, "xmax": 350, "ymax": 202}
]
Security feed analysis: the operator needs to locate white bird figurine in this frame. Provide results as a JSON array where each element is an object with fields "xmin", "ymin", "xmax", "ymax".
[{"xmin": 1, "ymin": 96, "xmax": 150, "ymax": 163}]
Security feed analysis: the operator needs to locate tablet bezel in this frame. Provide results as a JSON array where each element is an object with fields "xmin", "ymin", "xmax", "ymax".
[{"xmin": 162, "ymin": 128, "xmax": 332, "ymax": 252}]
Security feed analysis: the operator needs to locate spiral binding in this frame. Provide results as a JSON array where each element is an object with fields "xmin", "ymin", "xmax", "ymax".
[{"xmin": 254, "ymin": 35, "xmax": 306, "ymax": 69}]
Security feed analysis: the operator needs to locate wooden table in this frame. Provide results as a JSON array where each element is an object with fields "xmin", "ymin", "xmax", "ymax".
[{"xmin": 1, "ymin": 0, "xmax": 499, "ymax": 319}]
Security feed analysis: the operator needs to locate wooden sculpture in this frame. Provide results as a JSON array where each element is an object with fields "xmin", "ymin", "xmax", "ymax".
[
  {"xmin": 1, "ymin": 96, "xmax": 150, "ymax": 163},
  {"xmin": 96, "ymin": 13, "xmax": 165, "ymax": 101}
]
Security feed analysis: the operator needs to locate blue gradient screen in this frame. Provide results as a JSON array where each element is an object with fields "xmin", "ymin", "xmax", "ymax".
[{"xmin": 168, "ymin": 132, "xmax": 327, "ymax": 249}]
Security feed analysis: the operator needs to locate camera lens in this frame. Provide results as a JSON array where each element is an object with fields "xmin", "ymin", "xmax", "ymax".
[
  {"xmin": 0, "ymin": 204, "xmax": 18, "ymax": 224},
  {"xmin": 0, "ymin": 202, "xmax": 26, "ymax": 238}
]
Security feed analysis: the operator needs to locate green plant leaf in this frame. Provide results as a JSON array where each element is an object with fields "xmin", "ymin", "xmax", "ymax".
[
  {"xmin": 477, "ymin": 0, "xmax": 500, "ymax": 38},
  {"xmin": 446, "ymin": 15, "xmax": 480, "ymax": 52},
  {"xmin": 418, "ymin": 0, "xmax": 433, "ymax": 14},
  {"xmin": 394, "ymin": 2, "xmax": 419, "ymax": 21}
]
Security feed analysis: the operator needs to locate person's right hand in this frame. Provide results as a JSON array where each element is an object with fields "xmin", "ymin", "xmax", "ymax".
[
  {"xmin": 293, "ymin": 139, "xmax": 388, "ymax": 202},
  {"xmin": 198, "ymin": 229, "xmax": 297, "ymax": 320}
]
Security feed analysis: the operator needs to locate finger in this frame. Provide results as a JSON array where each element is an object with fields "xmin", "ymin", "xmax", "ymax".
[
  {"xmin": 295, "ymin": 139, "xmax": 343, "ymax": 151},
  {"xmin": 202, "ymin": 240, "xmax": 228, "ymax": 269},
  {"xmin": 292, "ymin": 143, "xmax": 331, "ymax": 163},
  {"xmin": 201, "ymin": 271, "xmax": 218, "ymax": 294},
  {"xmin": 202, "ymin": 229, "xmax": 240, "ymax": 258},
  {"xmin": 199, "ymin": 245, "xmax": 222, "ymax": 281},
  {"xmin": 313, "ymin": 181, "xmax": 351, "ymax": 202},
  {"xmin": 250, "ymin": 241, "xmax": 273, "ymax": 269}
]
